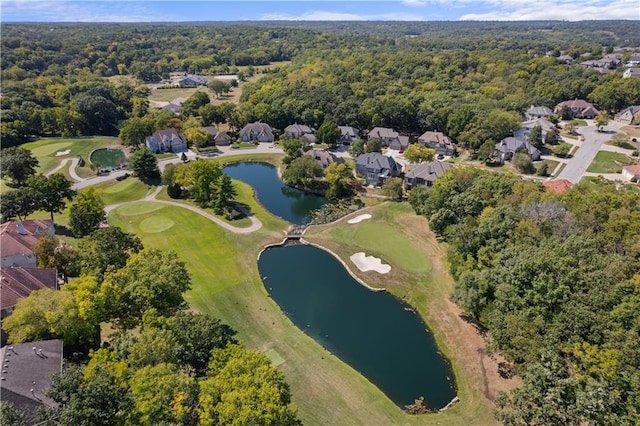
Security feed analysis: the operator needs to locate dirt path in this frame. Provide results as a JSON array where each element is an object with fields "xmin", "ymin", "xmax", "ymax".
[{"xmin": 104, "ymin": 185, "xmax": 262, "ymax": 234}]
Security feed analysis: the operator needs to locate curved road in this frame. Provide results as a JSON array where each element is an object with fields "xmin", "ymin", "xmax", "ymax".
[{"xmin": 47, "ymin": 157, "xmax": 85, "ymax": 182}]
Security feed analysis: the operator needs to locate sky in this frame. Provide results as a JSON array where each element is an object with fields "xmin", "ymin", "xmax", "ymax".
[{"xmin": 1, "ymin": 0, "xmax": 638, "ymax": 22}]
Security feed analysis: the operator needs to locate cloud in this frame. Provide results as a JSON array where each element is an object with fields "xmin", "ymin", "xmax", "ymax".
[
  {"xmin": 0, "ymin": 0, "xmax": 170, "ymax": 22},
  {"xmin": 459, "ymin": 0, "xmax": 638, "ymax": 21},
  {"xmin": 259, "ymin": 10, "xmax": 423, "ymax": 21}
]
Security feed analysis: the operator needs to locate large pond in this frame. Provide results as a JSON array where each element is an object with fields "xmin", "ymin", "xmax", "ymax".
[
  {"xmin": 223, "ymin": 162, "xmax": 326, "ymax": 225},
  {"xmin": 259, "ymin": 244, "xmax": 457, "ymax": 409},
  {"xmin": 89, "ymin": 148, "xmax": 127, "ymax": 171}
]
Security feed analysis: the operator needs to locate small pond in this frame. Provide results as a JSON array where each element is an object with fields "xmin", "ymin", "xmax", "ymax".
[
  {"xmin": 258, "ymin": 244, "xmax": 457, "ymax": 409},
  {"xmin": 223, "ymin": 162, "xmax": 326, "ymax": 225},
  {"xmin": 89, "ymin": 148, "xmax": 127, "ymax": 171}
]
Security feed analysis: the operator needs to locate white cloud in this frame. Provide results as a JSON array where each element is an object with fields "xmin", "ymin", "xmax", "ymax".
[
  {"xmin": 401, "ymin": 0, "xmax": 428, "ymax": 7},
  {"xmin": 0, "ymin": 0, "xmax": 170, "ymax": 22}
]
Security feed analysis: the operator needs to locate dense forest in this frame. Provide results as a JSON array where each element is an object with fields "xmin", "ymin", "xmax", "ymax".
[{"xmin": 2, "ymin": 21, "xmax": 640, "ymax": 424}]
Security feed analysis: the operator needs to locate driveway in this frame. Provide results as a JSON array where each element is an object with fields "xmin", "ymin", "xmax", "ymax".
[{"xmin": 556, "ymin": 120, "xmax": 626, "ymax": 183}]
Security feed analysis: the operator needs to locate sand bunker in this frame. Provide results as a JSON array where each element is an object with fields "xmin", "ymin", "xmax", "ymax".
[
  {"xmin": 55, "ymin": 149, "xmax": 71, "ymax": 156},
  {"xmin": 350, "ymin": 252, "xmax": 391, "ymax": 274},
  {"xmin": 347, "ymin": 214, "xmax": 372, "ymax": 224}
]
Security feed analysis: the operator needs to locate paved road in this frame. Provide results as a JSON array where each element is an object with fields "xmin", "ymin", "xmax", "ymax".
[
  {"xmin": 556, "ymin": 121, "xmax": 626, "ymax": 183},
  {"xmin": 47, "ymin": 157, "xmax": 84, "ymax": 181}
]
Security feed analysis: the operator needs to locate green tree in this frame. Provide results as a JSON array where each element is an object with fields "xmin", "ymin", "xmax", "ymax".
[
  {"xmin": 208, "ymin": 80, "xmax": 231, "ymax": 98},
  {"xmin": 282, "ymin": 155, "xmax": 323, "ymax": 187},
  {"xmin": 173, "ymin": 160, "xmax": 223, "ymax": 207},
  {"xmin": 105, "ymin": 249, "xmax": 191, "ymax": 327},
  {"xmin": 282, "ymin": 139, "xmax": 304, "ymax": 165},
  {"xmin": 511, "ymin": 151, "xmax": 535, "ymax": 174},
  {"xmin": 381, "ymin": 177, "xmax": 404, "ymax": 201},
  {"xmin": 403, "ymin": 144, "xmax": 436, "ymax": 164},
  {"xmin": 0, "ymin": 188, "xmax": 38, "ymax": 221},
  {"xmin": 316, "ymin": 121, "xmax": 341, "ymax": 147},
  {"xmin": 198, "ymin": 344, "xmax": 300, "ymax": 426},
  {"xmin": 348, "ymin": 139, "xmax": 365, "ymax": 157},
  {"xmin": 27, "ymin": 173, "xmax": 75, "ymax": 223},
  {"xmin": 364, "ymin": 139, "xmax": 382, "ymax": 153},
  {"xmin": 78, "ymin": 227, "xmax": 143, "ymax": 280},
  {"xmin": 482, "ymin": 109, "xmax": 521, "ymax": 142},
  {"xmin": 162, "ymin": 163, "xmax": 182, "ymax": 198},
  {"xmin": 527, "ymin": 125, "xmax": 543, "ymax": 149},
  {"xmin": 69, "ymin": 187, "xmax": 106, "ymax": 237},
  {"xmin": 552, "ymin": 143, "xmax": 571, "ymax": 158},
  {"xmin": 119, "ymin": 117, "xmax": 154, "ymax": 148},
  {"xmin": 129, "ymin": 364, "xmax": 197, "ymax": 426},
  {"xmin": 181, "ymin": 91, "xmax": 210, "ymax": 117},
  {"xmin": 0, "ymin": 402, "xmax": 24, "ymax": 426},
  {"xmin": 594, "ymin": 110, "xmax": 609, "ymax": 131},
  {"xmin": 199, "ymin": 104, "xmax": 224, "ymax": 126},
  {"xmin": 130, "ymin": 148, "xmax": 159, "ymax": 179},
  {"xmin": 183, "ymin": 127, "xmax": 211, "ymax": 149},
  {"xmin": 34, "ymin": 234, "xmax": 79, "ymax": 281},
  {"xmin": 324, "ymin": 162, "xmax": 354, "ymax": 200},
  {"xmin": 0, "ymin": 146, "xmax": 39, "ymax": 186},
  {"xmin": 213, "ymin": 174, "xmax": 237, "ymax": 215}
]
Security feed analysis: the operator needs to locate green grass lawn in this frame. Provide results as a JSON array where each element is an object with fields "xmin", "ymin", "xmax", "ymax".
[
  {"xmin": 231, "ymin": 142, "xmax": 259, "ymax": 150},
  {"xmin": 105, "ymin": 192, "xmax": 499, "ymax": 424},
  {"xmin": 21, "ymin": 137, "xmax": 122, "ymax": 179},
  {"xmin": 567, "ymin": 119, "xmax": 588, "ymax": 126},
  {"xmin": 587, "ymin": 151, "xmax": 635, "ymax": 174},
  {"xmin": 91, "ymin": 177, "xmax": 155, "ymax": 206}
]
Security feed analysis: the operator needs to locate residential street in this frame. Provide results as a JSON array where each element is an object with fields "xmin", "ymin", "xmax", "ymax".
[{"xmin": 556, "ymin": 120, "xmax": 626, "ymax": 183}]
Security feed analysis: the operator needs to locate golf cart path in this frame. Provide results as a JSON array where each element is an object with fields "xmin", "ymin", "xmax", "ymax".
[
  {"xmin": 105, "ymin": 185, "xmax": 263, "ymax": 234},
  {"xmin": 46, "ymin": 157, "xmax": 85, "ymax": 182}
]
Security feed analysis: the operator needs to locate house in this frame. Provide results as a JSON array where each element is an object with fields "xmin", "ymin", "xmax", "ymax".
[
  {"xmin": 554, "ymin": 99, "xmax": 599, "ymax": 119},
  {"xmin": 0, "ymin": 339, "xmax": 63, "ymax": 424},
  {"xmin": 514, "ymin": 118, "xmax": 557, "ymax": 143},
  {"xmin": 494, "ymin": 137, "xmax": 541, "ymax": 164},
  {"xmin": 338, "ymin": 126, "xmax": 359, "ymax": 145},
  {"xmin": 367, "ymin": 127, "xmax": 409, "ymax": 151},
  {"xmin": 284, "ymin": 123, "xmax": 315, "ymax": 140},
  {"xmin": 614, "ymin": 106, "xmax": 640, "ymax": 125},
  {"xmin": 161, "ymin": 103, "xmax": 181, "ymax": 114},
  {"xmin": 212, "ymin": 75, "xmax": 239, "ymax": 84},
  {"xmin": 145, "ymin": 128, "xmax": 188, "ymax": 153},
  {"xmin": 404, "ymin": 161, "xmax": 453, "ymax": 189},
  {"xmin": 355, "ymin": 153, "xmax": 401, "ymax": 186},
  {"xmin": 622, "ymin": 164, "xmax": 640, "ymax": 181},
  {"xmin": 417, "ymin": 131, "xmax": 457, "ymax": 156},
  {"xmin": 557, "ymin": 55, "xmax": 574, "ymax": 64},
  {"xmin": 626, "ymin": 54, "xmax": 640, "ymax": 67},
  {"xmin": 1, "ymin": 220, "xmax": 54, "ymax": 268},
  {"xmin": 172, "ymin": 75, "xmax": 208, "ymax": 87},
  {"xmin": 623, "ymin": 68, "xmax": 640, "ymax": 79},
  {"xmin": 580, "ymin": 54, "xmax": 622, "ymax": 71},
  {"xmin": 239, "ymin": 122, "xmax": 274, "ymax": 143},
  {"xmin": 525, "ymin": 105, "xmax": 556, "ymax": 121},
  {"xmin": 301, "ymin": 134, "xmax": 317, "ymax": 145},
  {"xmin": 1, "ymin": 267, "xmax": 58, "ymax": 318},
  {"xmin": 543, "ymin": 179, "xmax": 574, "ymax": 193},
  {"xmin": 304, "ymin": 149, "xmax": 344, "ymax": 169},
  {"xmin": 203, "ymin": 126, "xmax": 232, "ymax": 146}
]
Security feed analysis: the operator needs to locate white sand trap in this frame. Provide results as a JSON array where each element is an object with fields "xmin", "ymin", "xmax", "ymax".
[
  {"xmin": 350, "ymin": 252, "xmax": 391, "ymax": 274},
  {"xmin": 55, "ymin": 149, "xmax": 71, "ymax": 156},
  {"xmin": 347, "ymin": 214, "xmax": 372, "ymax": 224}
]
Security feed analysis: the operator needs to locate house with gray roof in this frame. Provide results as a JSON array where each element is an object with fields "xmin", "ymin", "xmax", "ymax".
[
  {"xmin": 404, "ymin": 161, "xmax": 453, "ymax": 189},
  {"xmin": 623, "ymin": 68, "xmax": 640, "ymax": 79},
  {"xmin": 0, "ymin": 339, "xmax": 63, "ymax": 424},
  {"xmin": 557, "ymin": 55, "xmax": 574, "ymax": 64},
  {"xmin": 614, "ymin": 105, "xmax": 640, "ymax": 125},
  {"xmin": 338, "ymin": 126, "xmax": 359, "ymax": 145},
  {"xmin": 514, "ymin": 118, "xmax": 557, "ymax": 143},
  {"xmin": 495, "ymin": 137, "xmax": 541, "ymax": 164},
  {"xmin": 367, "ymin": 127, "xmax": 409, "ymax": 151},
  {"xmin": 626, "ymin": 54, "xmax": 640, "ymax": 66},
  {"xmin": 417, "ymin": 131, "xmax": 457, "ymax": 156},
  {"xmin": 145, "ymin": 128, "xmax": 188, "ymax": 153},
  {"xmin": 239, "ymin": 122, "xmax": 274, "ymax": 143},
  {"xmin": 524, "ymin": 105, "xmax": 557, "ymax": 121},
  {"xmin": 284, "ymin": 123, "xmax": 315, "ymax": 140},
  {"xmin": 304, "ymin": 149, "xmax": 344, "ymax": 169},
  {"xmin": 203, "ymin": 126, "xmax": 232, "ymax": 146},
  {"xmin": 355, "ymin": 152, "xmax": 401, "ymax": 186}
]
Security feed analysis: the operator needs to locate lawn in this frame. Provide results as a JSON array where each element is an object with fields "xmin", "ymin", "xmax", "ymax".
[
  {"xmin": 231, "ymin": 142, "xmax": 259, "ymax": 150},
  {"xmin": 105, "ymin": 194, "xmax": 505, "ymax": 424},
  {"xmin": 21, "ymin": 137, "xmax": 122, "ymax": 179},
  {"xmin": 91, "ymin": 177, "xmax": 155, "ymax": 206},
  {"xmin": 587, "ymin": 151, "xmax": 635, "ymax": 174}
]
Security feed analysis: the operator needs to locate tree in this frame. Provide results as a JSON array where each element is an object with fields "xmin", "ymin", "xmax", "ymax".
[
  {"xmin": 364, "ymin": 139, "xmax": 382, "ymax": 153},
  {"xmin": 34, "ymin": 234, "xmax": 79, "ymax": 281},
  {"xmin": 564, "ymin": 122, "xmax": 577, "ymax": 135},
  {"xmin": 0, "ymin": 402, "xmax": 24, "ymax": 426},
  {"xmin": 0, "ymin": 188, "xmax": 38, "ymax": 221},
  {"xmin": 199, "ymin": 104, "xmax": 224, "ymax": 126},
  {"xmin": 381, "ymin": 177, "xmax": 404, "ymax": 201},
  {"xmin": 78, "ymin": 227, "xmax": 143, "ymax": 280},
  {"xmin": 282, "ymin": 155, "xmax": 323, "ymax": 187},
  {"xmin": 348, "ymin": 139, "xmax": 365, "ymax": 157},
  {"xmin": 183, "ymin": 127, "xmax": 211, "ymax": 149},
  {"xmin": 130, "ymin": 148, "xmax": 159, "ymax": 179},
  {"xmin": 527, "ymin": 125, "xmax": 543, "ymax": 149},
  {"xmin": 552, "ymin": 143, "xmax": 571, "ymax": 158},
  {"xmin": 316, "ymin": 121, "xmax": 341, "ymax": 147},
  {"xmin": 119, "ymin": 117, "xmax": 154, "ymax": 148},
  {"xmin": 0, "ymin": 146, "xmax": 39, "ymax": 186},
  {"xmin": 198, "ymin": 344, "xmax": 300, "ymax": 426},
  {"xmin": 482, "ymin": 109, "xmax": 521, "ymax": 142},
  {"xmin": 324, "ymin": 162, "xmax": 354, "ymax": 200},
  {"xmin": 180, "ymin": 91, "xmax": 210, "ymax": 117},
  {"xmin": 403, "ymin": 144, "xmax": 436, "ymax": 164},
  {"xmin": 511, "ymin": 151, "xmax": 536, "ymax": 174},
  {"xmin": 69, "ymin": 187, "xmax": 106, "ymax": 237},
  {"xmin": 595, "ymin": 111, "xmax": 609, "ymax": 131},
  {"xmin": 208, "ymin": 80, "xmax": 231, "ymax": 98},
  {"xmin": 162, "ymin": 163, "xmax": 182, "ymax": 198},
  {"xmin": 213, "ymin": 174, "xmax": 237, "ymax": 215},
  {"xmin": 105, "ymin": 249, "xmax": 191, "ymax": 327},
  {"xmin": 27, "ymin": 173, "xmax": 75, "ymax": 223},
  {"xmin": 173, "ymin": 160, "xmax": 223, "ymax": 207},
  {"xmin": 282, "ymin": 139, "xmax": 303, "ymax": 165}
]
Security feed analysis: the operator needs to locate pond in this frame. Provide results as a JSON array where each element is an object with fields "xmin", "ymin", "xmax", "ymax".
[
  {"xmin": 89, "ymin": 148, "xmax": 127, "ymax": 171},
  {"xmin": 223, "ymin": 162, "xmax": 326, "ymax": 225},
  {"xmin": 259, "ymin": 244, "xmax": 457, "ymax": 410}
]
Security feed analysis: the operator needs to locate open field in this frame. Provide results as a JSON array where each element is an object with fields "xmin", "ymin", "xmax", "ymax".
[{"xmin": 586, "ymin": 151, "xmax": 635, "ymax": 174}]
